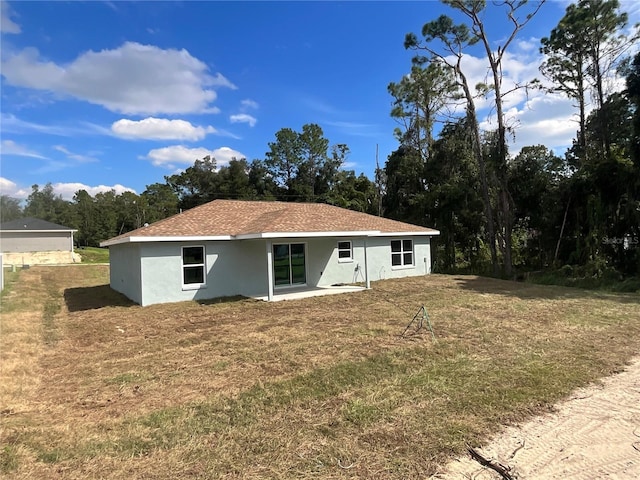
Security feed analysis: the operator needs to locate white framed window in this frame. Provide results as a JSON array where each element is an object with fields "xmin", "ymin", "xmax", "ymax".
[
  {"xmin": 391, "ymin": 239, "xmax": 414, "ymax": 267},
  {"xmin": 337, "ymin": 240, "xmax": 353, "ymax": 262},
  {"xmin": 182, "ymin": 245, "xmax": 206, "ymax": 288}
]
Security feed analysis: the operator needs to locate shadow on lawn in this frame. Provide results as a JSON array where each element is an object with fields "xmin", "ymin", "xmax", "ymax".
[
  {"xmin": 452, "ymin": 275, "xmax": 640, "ymax": 304},
  {"xmin": 64, "ymin": 285, "xmax": 136, "ymax": 312}
]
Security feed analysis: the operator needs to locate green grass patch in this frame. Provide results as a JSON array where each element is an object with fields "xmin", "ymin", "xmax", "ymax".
[
  {"xmin": 77, "ymin": 247, "xmax": 109, "ymax": 264},
  {"xmin": 0, "ymin": 446, "xmax": 19, "ymax": 474}
]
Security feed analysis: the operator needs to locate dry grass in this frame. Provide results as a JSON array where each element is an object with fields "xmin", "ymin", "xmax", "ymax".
[{"xmin": 1, "ymin": 266, "xmax": 639, "ymax": 478}]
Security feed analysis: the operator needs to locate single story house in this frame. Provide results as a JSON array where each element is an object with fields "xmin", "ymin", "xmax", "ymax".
[
  {"xmin": 100, "ymin": 200, "xmax": 440, "ymax": 306},
  {"xmin": 0, "ymin": 217, "xmax": 78, "ymax": 265}
]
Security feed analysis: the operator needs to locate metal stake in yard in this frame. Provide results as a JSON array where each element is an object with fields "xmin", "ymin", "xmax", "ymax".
[{"xmin": 401, "ymin": 305, "xmax": 435, "ymax": 340}]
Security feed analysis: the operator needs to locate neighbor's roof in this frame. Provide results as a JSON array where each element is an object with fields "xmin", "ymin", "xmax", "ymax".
[
  {"xmin": 0, "ymin": 217, "xmax": 76, "ymax": 232},
  {"xmin": 101, "ymin": 200, "xmax": 439, "ymax": 246}
]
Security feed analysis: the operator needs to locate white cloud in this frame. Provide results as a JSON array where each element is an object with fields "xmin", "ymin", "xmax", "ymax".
[
  {"xmin": 229, "ymin": 114, "xmax": 257, "ymax": 127},
  {"xmin": 144, "ymin": 145, "xmax": 245, "ymax": 169},
  {"xmin": 241, "ymin": 99, "xmax": 259, "ymax": 109},
  {"xmin": 52, "ymin": 145, "xmax": 98, "ymax": 163},
  {"xmin": 111, "ymin": 117, "xmax": 217, "ymax": 141},
  {"xmin": 52, "ymin": 182, "xmax": 136, "ymax": 201},
  {"xmin": 1, "ymin": 42, "xmax": 237, "ymax": 115},
  {"xmin": 1, "ymin": 1, "xmax": 20, "ymax": 34},
  {"xmin": 0, "ymin": 113, "xmax": 105, "ymax": 136},
  {"xmin": 0, "ymin": 177, "xmax": 29, "ymax": 199},
  {"xmin": 0, "ymin": 139, "xmax": 48, "ymax": 159}
]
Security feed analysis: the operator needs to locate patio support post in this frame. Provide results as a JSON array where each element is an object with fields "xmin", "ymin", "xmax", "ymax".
[
  {"xmin": 363, "ymin": 237, "xmax": 370, "ymax": 289},
  {"xmin": 266, "ymin": 239, "xmax": 274, "ymax": 301}
]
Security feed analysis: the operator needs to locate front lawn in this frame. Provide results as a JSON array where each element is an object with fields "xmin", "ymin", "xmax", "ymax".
[{"xmin": 1, "ymin": 265, "xmax": 638, "ymax": 478}]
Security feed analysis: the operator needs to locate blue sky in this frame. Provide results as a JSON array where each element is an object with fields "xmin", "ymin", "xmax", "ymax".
[{"xmin": 1, "ymin": 1, "xmax": 638, "ymax": 200}]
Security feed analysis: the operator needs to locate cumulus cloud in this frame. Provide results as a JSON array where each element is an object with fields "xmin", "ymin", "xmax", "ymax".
[
  {"xmin": 1, "ymin": 42, "xmax": 237, "ymax": 115},
  {"xmin": 52, "ymin": 182, "xmax": 136, "ymax": 200},
  {"xmin": 229, "ymin": 114, "xmax": 257, "ymax": 127},
  {"xmin": 0, "ymin": 139, "xmax": 48, "ymax": 159},
  {"xmin": 0, "ymin": 177, "xmax": 29, "ymax": 199},
  {"xmin": 144, "ymin": 145, "xmax": 245, "ymax": 169},
  {"xmin": 111, "ymin": 117, "xmax": 217, "ymax": 141},
  {"xmin": 1, "ymin": 1, "xmax": 20, "ymax": 34}
]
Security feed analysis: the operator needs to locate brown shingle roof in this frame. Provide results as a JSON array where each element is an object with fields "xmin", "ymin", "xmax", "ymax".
[{"xmin": 101, "ymin": 200, "xmax": 439, "ymax": 246}]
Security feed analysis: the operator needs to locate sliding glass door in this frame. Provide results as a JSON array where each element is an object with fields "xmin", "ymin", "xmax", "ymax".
[{"xmin": 273, "ymin": 243, "xmax": 306, "ymax": 287}]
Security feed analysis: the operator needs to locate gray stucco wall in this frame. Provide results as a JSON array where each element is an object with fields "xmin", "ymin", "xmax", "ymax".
[
  {"xmin": 109, "ymin": 243, "xmax": 142, "ymax": 305},
  {"xmin": 138, "ymin": 241, "xmax": 269, "ymax": 306},
  {"xmin": 0, "ymin": 231, "xmax": 73, "ymax": 253},
  {"xmin": 110, "ymin": 235, "xmax": 434, "ymax": 306}
]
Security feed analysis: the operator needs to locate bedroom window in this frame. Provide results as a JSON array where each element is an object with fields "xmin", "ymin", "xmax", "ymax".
[
  {"xmin": 337, "ymin": 240, "xmax": 353, "ymax": 262},
  {"xmin": 391, "ymin": 239, "xmax": 413, "ymax": 267},
  {"xmin": 182, "ymin": 246, "xmax": 206, "ymax": 287}
]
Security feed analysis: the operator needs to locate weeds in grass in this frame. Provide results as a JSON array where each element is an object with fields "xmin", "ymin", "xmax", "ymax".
[
  {"xmin": 0, "ymin": 446, "xmax": 19, "ymax": 474},
  {"xmin": 1, "ymin": 267, "xmax": 639, "ymax": 479}
]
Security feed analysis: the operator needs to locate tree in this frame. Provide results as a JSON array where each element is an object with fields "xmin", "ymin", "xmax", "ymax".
[
  {"xmin": 540, "ymin": 4, "xmax": 590, "ymax": 164},
  {"xmin": 264, "ymin": 127, "xmax": 302, "ymax": 197},
  {"xmin": 0, "ymin": 196, "xmax": 22, "ymax": 223},
  {"xmin": 263, "ymin": 124, "xmax": 343, "ymax": 202},
  {"xmin": 388, "ymin": 62, "xmax": 457, "ymax": 161},
  {"xmin": 141, "ymin": 182, "xmax": 179, "ymax": 223},
  {"xmin": 405, "ymin": 0, "xmax": 544, "ymax": 276},
  {"xmin": 542, "ymin": 0, "xmax": 637, "ymax": 160},
  {"xmin": 508, "ymin": 145, "xmax": 566, "ymax": 268},
  {"xmin": 165, "ymin": 155, "xmax": 220, "ymax": 209},
  {"xmin": 73, "ymin": 189, "xmax": 97, "ymax": 247}
]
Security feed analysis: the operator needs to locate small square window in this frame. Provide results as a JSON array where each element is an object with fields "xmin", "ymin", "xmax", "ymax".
[{"xmin": 337, "ymin": 240, "xmax": 353, "ymax": 262}]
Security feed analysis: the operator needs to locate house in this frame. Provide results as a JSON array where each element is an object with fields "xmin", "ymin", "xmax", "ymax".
[
  {"xmin": 100, "ymin": 200, "xmax": 440, "ymax": 306},
  {"xmin": 0, "ymin": 217, "xmax": 79, "ymax": 265}
]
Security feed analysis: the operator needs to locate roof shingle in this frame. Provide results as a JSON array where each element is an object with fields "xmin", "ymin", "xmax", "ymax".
[
  {"xmin": 102, "ymin": 200, "xmax": 439, "ymax": 245},
  {"xmin": 0, "ymin": 217, "xmax": 75, "ymax": 231}
]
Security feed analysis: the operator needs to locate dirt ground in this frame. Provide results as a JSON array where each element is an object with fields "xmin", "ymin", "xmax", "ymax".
[{"xmin": 434, "ymin": 357, "xmax": 640, "ymax": 479}]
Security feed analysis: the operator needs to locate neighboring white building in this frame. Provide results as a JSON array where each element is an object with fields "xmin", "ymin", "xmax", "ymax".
[
  {"xmin": 0, "ymin": 217, "xmax": 78, "ymax": 265},
  {"xmin": 101, "ymin": 200, "xmax": 440, "ymax": 306}
]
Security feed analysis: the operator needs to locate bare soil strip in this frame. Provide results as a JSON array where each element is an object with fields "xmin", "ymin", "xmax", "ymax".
[{"xmin": 438, "ymin": 357, "xmax": 640, "ymax": 479}]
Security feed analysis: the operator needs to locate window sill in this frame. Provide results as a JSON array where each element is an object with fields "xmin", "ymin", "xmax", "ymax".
[
  {"xmin": 391, "ymin": 265, "xmax": 415, "ymax": 271},
  {"xmin": 338, "ymin": 258, "xmax": 354, "ymax": 263},
  {"xmin": 182, "ymin": 284, "xmax": 207, "ymax": 291}
]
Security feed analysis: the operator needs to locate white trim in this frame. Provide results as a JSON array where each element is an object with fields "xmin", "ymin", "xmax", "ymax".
[
  {"xmin": 100, "ymin": 230, "xmax": 440, "ymax": 247},
  {"xmin": 1, "ymin": 229, "xmax": 77, "ymax": 233},
  {"xmin": 373, "ymin": 231, "xmax": 439, "ymax": 237},
  {"xmin": 101, "ymin": 235, "xmax": 232, "ymax": 247},
  {"xmin": 266, "ymin": 240, "xmax": 274, "ymax": 301},
  {"xmin": 235, "ymin": 230, "xmax": 380, "ymax": 240},
  {"xmin": 363, "ymin": 237, "xmax": 370, "ymax": 289}
]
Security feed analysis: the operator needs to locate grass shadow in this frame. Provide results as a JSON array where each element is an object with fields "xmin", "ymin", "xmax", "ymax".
[
  {"xmin": 452, "ymin": 275, "xmax": 640, "ymax": 304},
  {"xmin": 64, "ymin": 285, "xmax": 136, "ymax": 312}
]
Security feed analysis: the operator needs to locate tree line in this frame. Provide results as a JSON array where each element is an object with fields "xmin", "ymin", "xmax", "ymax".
[{"xmin": 2, "ymin": 0, "xmax": 638, "ymax": 279}]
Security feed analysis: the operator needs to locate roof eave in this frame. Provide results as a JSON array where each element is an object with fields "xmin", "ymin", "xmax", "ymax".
[
  {"xmin": 374, "ymin": 230, "xmax": 440, "ymax": 237},
  {"xmin": 234, "ymin": 230, "xmax": 381, "ymax": 240},
  {"xmin": 100, "ymin": 235, "xmax": 233, "ymax": 247},
  {"xmin": 0, "ymin": 229, "xmax": 77, "ymax": 233}
]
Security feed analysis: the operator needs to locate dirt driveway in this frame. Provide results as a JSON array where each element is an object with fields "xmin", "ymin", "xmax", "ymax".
[{"xmin": 436, "ymin": 357, "xmax": 640, "ymax": 479}]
